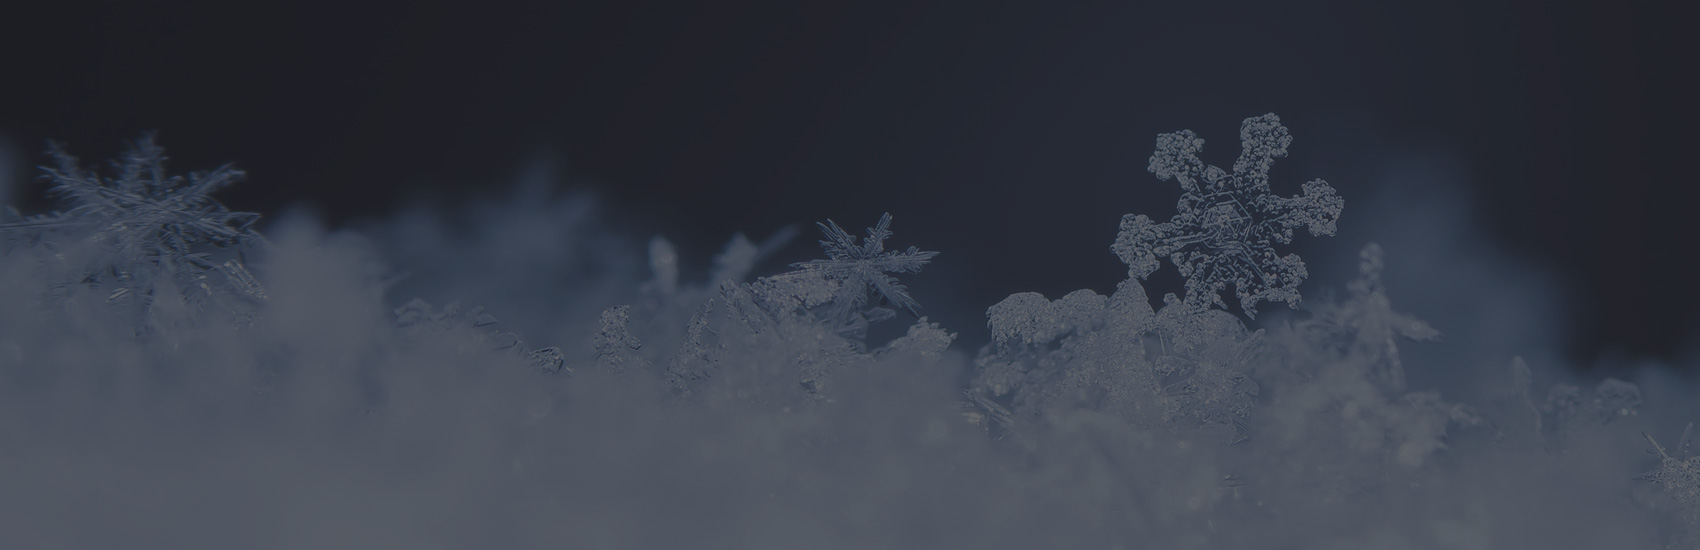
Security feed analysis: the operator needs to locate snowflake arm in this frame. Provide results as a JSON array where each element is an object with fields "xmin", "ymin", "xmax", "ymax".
[
  {"xmin": 1229, "ymin": 112, "xmax": 1293, "ymax": 193},
  {"xmin": 1147, "ymin": 130, "xmax": 1210, "ymax": 195},
  {"xmin": 1254, "ymin": 178, "xmax": 1344, "ymax": 245}
]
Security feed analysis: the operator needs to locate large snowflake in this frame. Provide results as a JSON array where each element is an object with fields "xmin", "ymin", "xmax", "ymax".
[
  {"xmin": 15, "ymin": 134, "xmax": 262, "ymax": 258},
  {"xmin": 0, "ymin": 134, "xmax": 268, "ymax": 303},
  {"xmin": 1113, "ymin": 113, "xmax": 1343, "ymax": 318},
  {"xmin": 791, "ymin": 212, "xmax": 938, "ymax": 324}
]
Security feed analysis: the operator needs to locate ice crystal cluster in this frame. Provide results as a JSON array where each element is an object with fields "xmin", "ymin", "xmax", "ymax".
[
  {"xmin": 616, "ymin": 213, "xmax": 952, "ymax": 408},
  {"xmin": 0, "ymin": 116, "xmax": 1691, "ymax": 549}
]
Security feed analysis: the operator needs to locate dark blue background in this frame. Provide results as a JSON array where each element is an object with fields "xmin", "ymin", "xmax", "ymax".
[{"xmin": 1, "ymin": 0, "xmax": 1691, "ymax": 366}]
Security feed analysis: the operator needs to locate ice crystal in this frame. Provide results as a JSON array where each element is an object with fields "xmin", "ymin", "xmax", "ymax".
[
  {"xmin": 0, "ymin": 134, "xmax": 268, "ymax": 327},
  {"xmin": 3, "ymin": 134, "xmax": 263, "ymax": 263},
  {"xmin": 628, "ymin": 223, "xmax": 947, "ymax": 407},
  {"xmin": 1113, "ymin": 113, "xmax": 1343, "ymax": 318},
  {"xmin": 791, "ymin": 212, "xmax": 938, "ymax": 323}
]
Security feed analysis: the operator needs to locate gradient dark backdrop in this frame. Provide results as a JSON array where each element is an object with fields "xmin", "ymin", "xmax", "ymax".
[{"xmin": 1, "ymin": 0, "xmax": 1692, "ymax": 367}]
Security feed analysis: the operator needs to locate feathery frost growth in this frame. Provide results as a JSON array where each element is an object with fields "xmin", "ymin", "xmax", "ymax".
[{"xmin": 600, "ymin": 213, "xmax": 950, "ymax": 408}]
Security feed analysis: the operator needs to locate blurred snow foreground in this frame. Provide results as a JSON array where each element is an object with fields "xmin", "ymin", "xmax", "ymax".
[{"xmin": 0, "ymin": 115, "xmax": 1691, "ymax": 549}]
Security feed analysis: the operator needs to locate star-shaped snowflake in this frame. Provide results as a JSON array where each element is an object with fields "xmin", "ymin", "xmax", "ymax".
[
  {"xmin": 1639, "ymin": 425, "xmax": 1700, "ymax": 509},
  {"xmin": 1, "ymin": 134, "xmax": 267, "ymax": 304},
  {"xmin": 4, "ymin": 133, "xmax": 262, "ymax": 264},
  {"xmin": 791, "ymin": 212, "xmax": 938, "ymax": 323},
  {"xmin": 1112, "ymin": 113, "xmax": 1344, "ymax": 318}
]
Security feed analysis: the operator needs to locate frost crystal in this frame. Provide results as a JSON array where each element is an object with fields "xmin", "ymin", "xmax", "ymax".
[
  {"xmin": 791, "ymin": 212, "xmax": 938, "ymax": 323},
  {"xmin": 0, "ymin": 134, "xmax": 268, "ymax": 322},
  {"xmin": 3, "ymin": 134, "xmax": 263, "ymax": 262},
  {"xmin": 1113, "ymin": 113, "xmax": 1343, "ymax": 318}
]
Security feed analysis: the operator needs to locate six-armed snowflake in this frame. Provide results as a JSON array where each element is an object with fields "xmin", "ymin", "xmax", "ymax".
[
  {"xmin": 791, "ymin": 212, "xmax": 938, "ymax": 323},
  {"xmin": 1113, "ymin": 113, "xmax": 1344, "ymax": 318}
]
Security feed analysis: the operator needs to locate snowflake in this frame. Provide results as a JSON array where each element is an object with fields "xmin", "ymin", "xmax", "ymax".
[
  {"xmin": 791, "ymin": 212, "xmax": 938, "ymax": 323},
  {"xmin": 1113, "ymin": 113, "xmax": 1343, "ymax": 318},
  {"xmin": 11, "ymin": 133, "xmax": 262, "ymax": 263},
  {"xmin": 0, "ymin": 133, "xmax": 267, "ymax": 303},
  {"xmin": 1640, "ymin": 424, "xmax": 1700, "ymax": 508}
]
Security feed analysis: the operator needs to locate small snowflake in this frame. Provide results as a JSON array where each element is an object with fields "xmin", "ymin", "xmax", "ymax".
[
  {"xmin": 791, "ymin": 212, "xmax": 938, "ymax": 323},
  {"xmin": 1113, "ymin": 113, "xmax": 1343, "ymax": 318}
]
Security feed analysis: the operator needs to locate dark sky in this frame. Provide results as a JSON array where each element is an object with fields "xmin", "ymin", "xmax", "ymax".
[{"xmin": 1, "ymin": 0, "xmax": 1693, "ymax": 366}]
